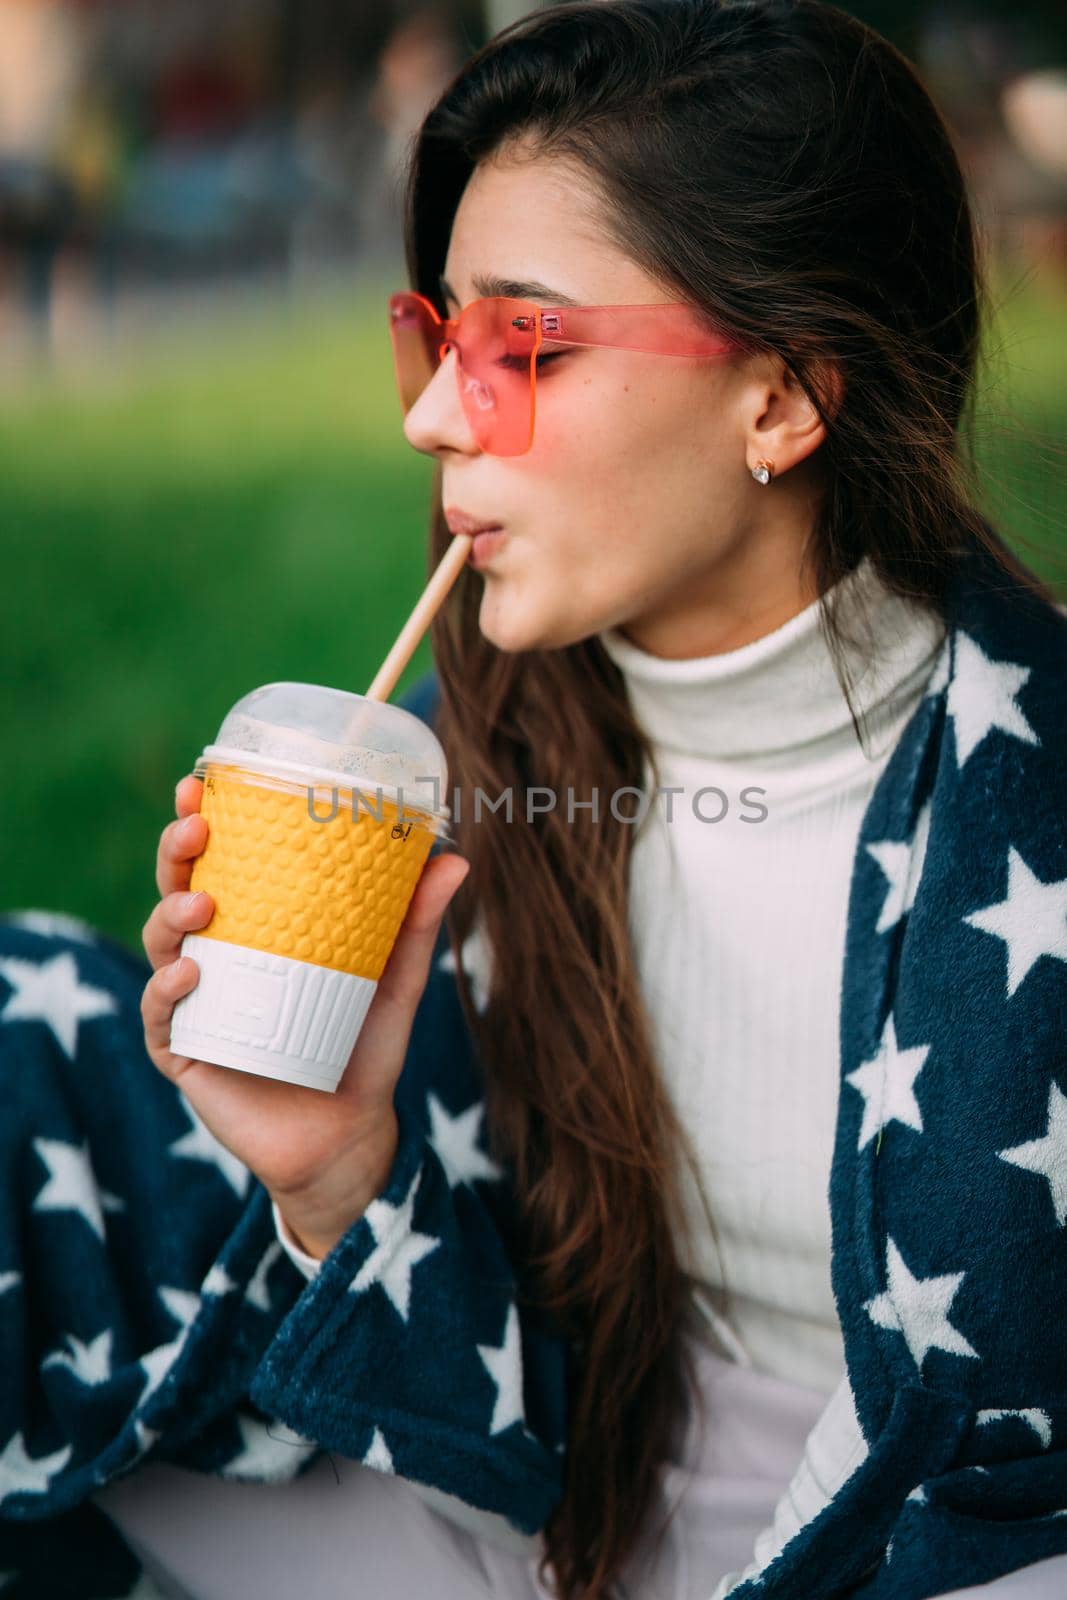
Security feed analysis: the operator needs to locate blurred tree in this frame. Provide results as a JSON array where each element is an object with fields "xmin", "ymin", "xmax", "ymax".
[{"xmin": 485, "ymin": 0, "xmax": 538, "ymax": 34}]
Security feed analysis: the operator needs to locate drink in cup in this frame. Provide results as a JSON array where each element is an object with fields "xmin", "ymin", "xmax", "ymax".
[{"xmin": 169, "ymin": 681, "xmax": 451, "ymax": 1093}]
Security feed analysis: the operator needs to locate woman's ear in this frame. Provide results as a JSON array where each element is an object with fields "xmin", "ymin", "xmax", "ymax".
[{"xmin": 746, "ymin": 355, "xmax": 841, "ymax": 477}]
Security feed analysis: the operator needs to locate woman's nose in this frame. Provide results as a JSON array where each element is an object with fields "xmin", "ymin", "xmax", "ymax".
[{"xmin": 402, "ymin": 346, "xmax": 480, "ymax": 457}]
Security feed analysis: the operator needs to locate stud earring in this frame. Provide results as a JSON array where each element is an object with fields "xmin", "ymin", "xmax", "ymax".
[{"xmin": 751, "ymin": 459, "xmax": 775, "ymax": 485}]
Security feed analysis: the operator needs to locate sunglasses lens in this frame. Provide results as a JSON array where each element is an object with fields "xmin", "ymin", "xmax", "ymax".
[
  {"xmin": 388, "ymin": 294, "xmax": 537, "ymax": 456},
  {"xmin": 459, "ymin": 298, "xmax": 538, "ymax": 456},
  {"xmin": 389, "ymin": 294, "xmax": 437, "ymax": 412}
]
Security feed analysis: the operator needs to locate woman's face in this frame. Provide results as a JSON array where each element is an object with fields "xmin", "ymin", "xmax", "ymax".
[{"xmin": 402, "ymin": 141, "xmax": 826, "ymax": 658}]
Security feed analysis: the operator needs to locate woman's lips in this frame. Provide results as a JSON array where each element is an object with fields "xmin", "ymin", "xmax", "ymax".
[
  {"xmin": 444, "ymin": 507, "xmax": 502, "ymax": 537},
  {"xmin": 469, "ymin": 529, "xmax": 507, "ymax": 568},
  {"xmin": 442, "ymin": 508, "xmax": 505, "ymax": 567}
]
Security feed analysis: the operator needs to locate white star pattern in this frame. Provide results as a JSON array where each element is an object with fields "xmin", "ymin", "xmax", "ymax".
[
  {"xmin": 0, "ymin": 951, "xmax": 117, "ymax": 1058},
  {"xmin": 220, "ymin": 1411, "xmax": 317, "ymax": 1482},
  {"xmin": 477, "ymin": 1303, "xmax": 524, "ymax": 1436},
  {"xmin": 42, "ymin": 1328, "xmax": 114, "ymax": 1386},
  {"xmin": 864, "ymin": 1237, "xmax": 979, "ymax": 1373},
  {"xmin": 963, "ymin": 847, "xmax": 1067, "ymax": 1000},
  {"xmin": 245, "ymin": 1240, "xmax": 283, "ymax": 1313},
  {"xmin": 946, "ymin": 631, "xmax": 1039, "ymax": 770},
  {"xmin": 998, "ymin": 1082, "xmax": 1067, "ymax": 1226},
  {"xmin": 201, "ymin": 1262, "xmax": 238, "ymax": 1297},
  {"xmin": 363, "ymin": 1427, "xmax": 395, "ymax": 1473},
  {"xmin": 437, "ymin": 924, "xmax": 493, "ymax": 1014},
  {"xmin": 427, "ymin": 1093, "xmax": 503, "ymax": 1189},
  {"xmin": 0, "ymin": 1272, "xmax": 20, "ymax": 1297},
  {"xmin": 349, "ymin": 1169, "xmax": 440, "ymax": 1322},
  {"xmin": 169, "ymin": 1096, "xmax": 251, "ymax": 1200},
  {"xmin": 866, "ymin": 799, "xmax": 932, "ymax": 935},
  {"xmin": 976, "ymin": 1407, "xmax": 1052, "ymax": 1449},
  {"xmin": 137, "ymin": 1287, "xmax": 200, "ymax": 1409},
  {"xmin": 31, "ymin": 1137, "xmax": 124, "ymax": 1243},
  {"xmin": 845, "ymin": 1014, "xmax": 930, "ymax": 1152},
  {"xmin": 133, "ymin": 1421, "xmax": 160, "ymax": 1456},
  {"xmin": 3, "ymin": 909, "xmax": 99, "ymax": 945},
  {"xmin": 0, "ymin": 1431, "xmax": 72, "ymax": 1508}
]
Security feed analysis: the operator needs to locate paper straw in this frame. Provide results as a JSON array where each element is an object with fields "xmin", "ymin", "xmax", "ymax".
[{"xmin": 365, "ymin": 534, "xmax": 474, "ymax": 703}]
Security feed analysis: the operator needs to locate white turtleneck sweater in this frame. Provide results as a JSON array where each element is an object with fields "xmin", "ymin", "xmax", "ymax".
[{"xmin": 596, "ymin": 554, "xmax": 947, "ymax": 1396}]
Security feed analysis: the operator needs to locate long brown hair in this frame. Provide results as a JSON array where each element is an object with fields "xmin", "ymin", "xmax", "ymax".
[{"xmin": 403, "ymin": 3, "xmax": 1058, "ymax": 1594}]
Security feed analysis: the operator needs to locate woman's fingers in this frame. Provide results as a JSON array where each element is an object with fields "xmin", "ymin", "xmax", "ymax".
[
  {"xmin": 155, "ymin": 803, "xmax": 208, "ymax": 900},
  {"xmin": 140, "ymin": 955, "xmax": 201, "ymax": 1068},
  {"xmin": 176, "ymin": 774, "xmax": 204, "ymax": 817},
  {"xmin": 142, "ymin": 777, "xmax": 212, "ymax": 1063},
  {"xmin": 142, "ymin": 888, "xmax": 215, "ymax": 971}
]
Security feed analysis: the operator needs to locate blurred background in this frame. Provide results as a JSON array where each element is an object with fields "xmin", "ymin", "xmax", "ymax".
[{"xmin": 1, "ymin": 0, "xmax": 1065, "ymax": 952}]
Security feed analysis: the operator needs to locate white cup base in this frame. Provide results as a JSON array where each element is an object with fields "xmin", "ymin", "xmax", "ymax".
[{"xmin": 170, "ymin": 935, "xmax": 377, "ymax": 1094}]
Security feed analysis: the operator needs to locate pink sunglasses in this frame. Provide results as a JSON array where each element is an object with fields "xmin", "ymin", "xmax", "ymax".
[{"xmin": 388, "ymin": 289, "xmax": 739, "ymax": 456}]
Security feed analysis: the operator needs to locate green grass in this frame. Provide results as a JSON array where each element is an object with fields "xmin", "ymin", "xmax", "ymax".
[
  {"xmin": 1, "ymin": 271, "xmax": 1064, "ymax": 953},
  {"xmin": 1, "ymin": 276, "xmax": 437, "ymax": 950},
  {"xmin": 971, "ymin": 273, "xmax": 1067, "ymax": 588}
]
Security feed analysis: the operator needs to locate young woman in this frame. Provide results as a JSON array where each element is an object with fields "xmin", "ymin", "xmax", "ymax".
[{"xmin": 2, "ymin": 3, "xmax": 1065, "ymax": 1598}]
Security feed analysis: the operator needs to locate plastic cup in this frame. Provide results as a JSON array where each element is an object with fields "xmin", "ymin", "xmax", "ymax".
[{"xmin": 169, "ymin": 682, "xmax": 450, "ymax": 1093}]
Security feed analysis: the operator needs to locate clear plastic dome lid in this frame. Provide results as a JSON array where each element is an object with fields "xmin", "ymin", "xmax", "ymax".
[{"xmin": 197, "ymin": 681, "xmax": 450, "ymax": 836}]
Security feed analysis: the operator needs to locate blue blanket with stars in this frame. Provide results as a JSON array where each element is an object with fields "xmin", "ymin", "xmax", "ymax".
[{"xmin": 1, "ymin": 535, "xmax": 1065, "ymax": 1599}]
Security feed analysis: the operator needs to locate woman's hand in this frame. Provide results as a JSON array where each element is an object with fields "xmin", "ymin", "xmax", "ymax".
[{"xmin": 141, "ymin": 775, "xmax": 470, "ymax": 1259}]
